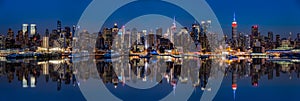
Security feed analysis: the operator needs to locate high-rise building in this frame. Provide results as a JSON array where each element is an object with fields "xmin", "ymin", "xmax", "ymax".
[
  {"xmin": 7, "ymin": 28, "xmax": 14, "ymax": 39},
  {"xmin": 251, "ymin": 25, "xmax": 259, "ymax": 38},
  {"xmin": 42, "ymin": 36, "xmax": 49, "ymax": 49},
  {"xmin": 22, "ymin": 24, "xmax": 29, "ymax": 36},
  {"xmin": 30, "ymin": 24, "xmax": 36, "ymax": 35},
  {"xmin": 170, "ymin": 17, "xmax": 177, "ymax": 44},
  {"xmin": 72, "ymin": 25, "xmax": 76, "ymax": 38},
  {"xmin": 251, "ymin": 25, "xmax": 259, "ymax": 47},
  {"xmin": 0, "ymin": 35, "xmax": 5, "ymax": 49},
  {"xmin": 268, "ymin": 32, "xmax": 273, "ymax": 42},
  {"xmin": 156, "ymin": 28, "xmax": 163, "ymax": 37},
  {"xmin": 57, "ymin": 20, "xmax": 62, "ymax": 33},
  {"xmin": 232, "ymin": 13, "xmax": 238, "ymax": 49},
  {"xmin": 245, "ymin": 35, "xmax": 251, "ymax": 50},
  {"xmin": 276, "ymin": 34, "xmax": 281, "ymax": 47},
  {"xmin": 288, "ymin": 32, "xmax": 293, "ymax": 42},
  {"xmin": 65, "ymin": 27, "xmax": 71, "ymax": 39},
  {"xmin": 112, "ymin": 23, "xmax": 119, "ymax": 34},
  {"xmin": 192, "ymin": 23, "xmax": 200, "ymax": 46},
  {"xmin": 45, "ymin": 29, "xmax": 49, "ymax": 37}
]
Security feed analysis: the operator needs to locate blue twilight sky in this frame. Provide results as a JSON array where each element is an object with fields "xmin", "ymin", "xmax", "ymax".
[{"xmin": 0, "ymin": 0, "xmax": 300, "ymax": 38}]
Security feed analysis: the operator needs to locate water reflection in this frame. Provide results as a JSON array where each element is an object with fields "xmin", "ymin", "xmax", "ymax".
[
  {"xmin": 0, "ymin": 57, "xmax": 299, "ymax": 100},
  {"xmin": 74, "ymin": 56, "xmax": 300, "ymax": 96},
  {"xmin": 0, "ymin": 58, "xmax": 76, "ymax": 91}
]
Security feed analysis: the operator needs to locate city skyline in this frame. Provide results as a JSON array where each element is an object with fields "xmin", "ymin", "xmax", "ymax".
[{"xmin": 0, "ymin": 0, "xmax": 300, "ymax": 38}]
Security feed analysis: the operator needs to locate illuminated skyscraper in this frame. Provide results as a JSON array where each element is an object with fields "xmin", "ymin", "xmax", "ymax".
[
  {"xmin": 57, "ymin": 20, "xmax": 62, "ymax": 33},
  {"xmin": 245, "ymin": 35, "xmax": 251, "ymax": 50},
  {"xmin": 232, "ymin": 13, "xmax": 238, "ymax": 49},
  {"xmin": 22, "ymin": 24, "xmax": 29, "ymax": 35},
  {"xmin": 170, "ymin": 16, "xmax": 177, "ymax": 43},
  {"xmin": 72, "ymin": 25, "xmax": 76, "ymax": 38},
  {"xmin": 112, "ymin": 23, "xmax": 119, "ymax": 33},
  {"xmin": 30, "ymin": 24, "xmax": 36, "ymax": 35},
  {"xmin": 42, "ymin": 36, "xmax": 49, "ymax": 49},
  {"xmin": 251, "ymin": 25, "xmax": 259, "ymax": 47},
  {"xmin": 251, "ymin": 25, "xmax": 259, "ymax": 38}
]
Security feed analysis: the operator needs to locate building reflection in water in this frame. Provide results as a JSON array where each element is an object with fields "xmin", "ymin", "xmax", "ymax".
[
  {"xmin": 0, "ymin": 57, "xmax": 299, "ymax": 92},
  {"xmin": 0, "ymin": 58, "xmax": 76, "ymax": 91},
  {"xmin": 74, "ymin": 56, "xmax": 300, "ymax": 93}
]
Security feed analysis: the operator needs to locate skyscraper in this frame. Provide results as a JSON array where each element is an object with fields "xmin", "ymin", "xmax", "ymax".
[
  {"xmin": 30, "ymin": 24, "xmax": 36, "ymax": 35},
  {"xmin": 112, "ymin": 23, "xmax": 119, "ymax": 34},
  {"xmin": 245, "ymin": 35, "xmax": 251, "ymax": 50},
  {"xmin": 192, "ymin": 22, "xmax": 200, "ymax": 46},
  {"xmin": 296, "ymin": 33, "xmax": 300, "ymax": 42},
  {"xmin": 22, "ymin": 24, "xmax": 29, "ymax": 36},
  {"xmin": 57, "ymin": 20, "xmax": 62, "ymax": 34},
  {"xmin": 156, "ymin": 28, "xmax": 163, "ymax": 37},
  {"xmin": 251, "ymin": 25, "xmax": 259, "ymax": 47},
  {"xmin": 268, "ymin": 32, "xmax": 273, "ymax": 42},
  {"xmin": 170, "ymin": 17, "xmax": 177, "ymax": 44},
  {"xmin": 251, "ymin": 25, "xmax": 259, "ymax": 38},
  {"xmin": 232, "ymin": 13, "xmax": 238, "ymax": 49},
  {"xmin": 276, "ymin": 34, "xmax": 281, "ymax": 47}
]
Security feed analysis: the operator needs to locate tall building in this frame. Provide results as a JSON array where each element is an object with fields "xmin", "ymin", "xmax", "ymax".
[
  {"xmin": 112, "ymin": 23, "xmax": 119, "ymax": 34},
  {"xmin": 57, "ymin": 20, "xmax": 62, "ymax": 34},
  {"xmin": 42, "ymin": 36, "xmax": 49, "ymax": 49},
  {"xmin": 156, "ymin": 28, "xmax": 163, "ymax": 37},
  {"xmin": 289, "ymin": 32, "xmax": 292, "ymax": 41},
  {"xmin": 232, "ymin": 13, "xmax": 238, "ymax": 49},
  {"xmin": 30, "ymin": 24, "xmax": 36, "ymax": 35},
  {"xmin": 251, "ymin": 25, "xmax": 259, "ymax": 47},
  {"xmin": 276, "ymin": 34, "xmax": 281, "ymax": 47},
  {"xmin": 268, "ymin": 32, "xmax": 273, "ymax": 42},
  {"xmin": 6, "ymin": 28, "xmax": 15, "ymax": 48},
  {"xmin": 251, "ymin": 25, "xmax": 259, "ymax": 38},
  {"xmin": 45, "ymin": 29, "xmax": 49, "ymax": 37},
  {"xmin": 7, "ymin": 28, "xmax": 14, "ymax": 39},
  {"xmin": 245, "ymin": 35, "xmax": 251, "ymax": 50},
  {"xmin": 22, "ymin": 24, "xmax": 29, "ymax": 36},
  {"xmin": 170, "ymin": 17, "xmax": 177, "ymax": 43},
  {"xmin": 0, "ymin": 35, "xmax": 5, "ymax": 49},
  {"xmin": 192, "ymin": 23, "xmax": 200, "ymax": 46}
]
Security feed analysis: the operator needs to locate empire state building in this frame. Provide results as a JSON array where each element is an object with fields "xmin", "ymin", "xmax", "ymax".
[{"xmin": 232, "ymin": 13, "xmax": 238, "ymax": 49}]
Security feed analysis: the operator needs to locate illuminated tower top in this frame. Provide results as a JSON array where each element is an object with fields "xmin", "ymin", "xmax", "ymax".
[
  {"xmin": 232, "ymin": 12, "xmax": 237, "ymax": 28},
  {"xmin": 171, "ymin": 16, "xmax": 177, "ymax": 31}
]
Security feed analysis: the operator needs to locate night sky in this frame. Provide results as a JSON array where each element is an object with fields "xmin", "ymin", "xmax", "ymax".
[{"xmin": 0, "ymin": 0, "xmax": 300, "ymax": 38}]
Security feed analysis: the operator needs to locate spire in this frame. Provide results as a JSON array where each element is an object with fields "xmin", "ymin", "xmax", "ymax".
[
  {"xmin": 173, "ymin": 16, "xmax": 176, "ymax": 28},
  {"xmin": 233, "ymin": 12, "xmax": 236, "ymax": 22}
]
